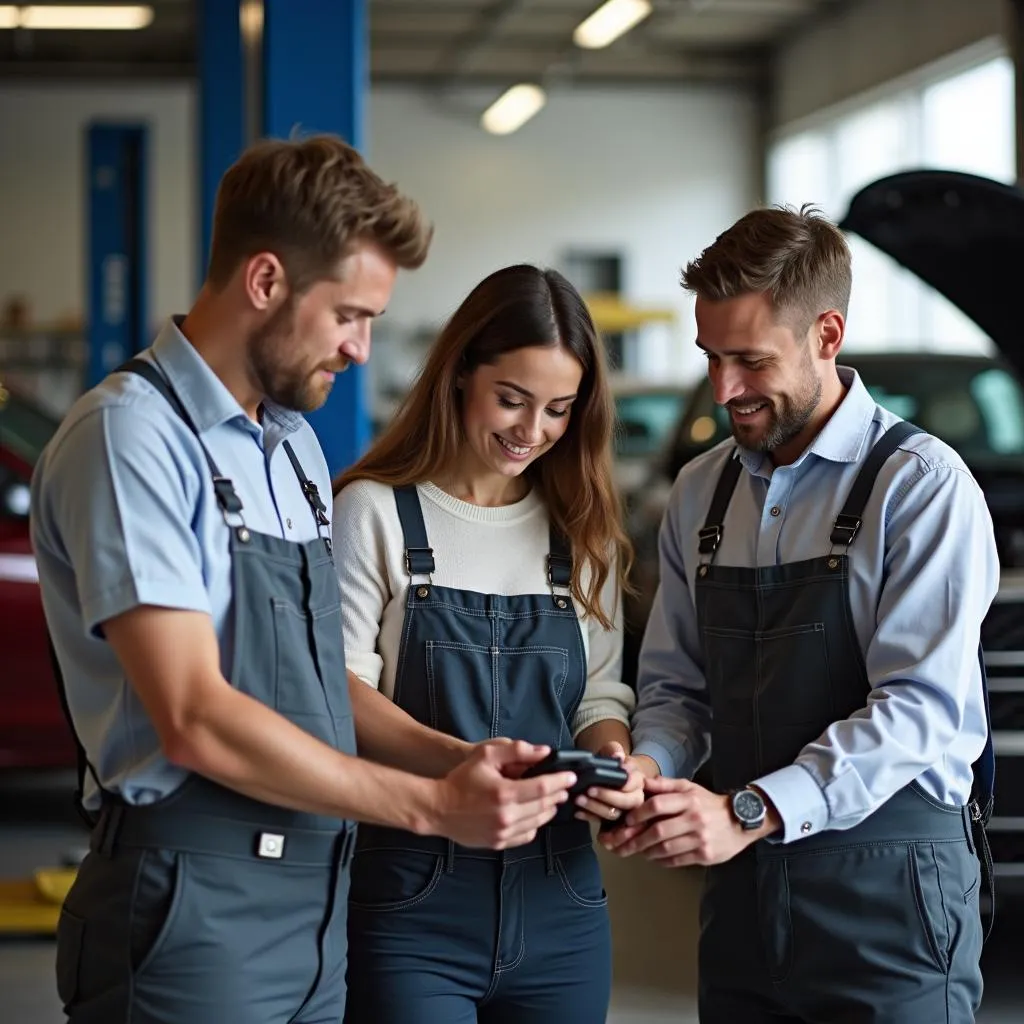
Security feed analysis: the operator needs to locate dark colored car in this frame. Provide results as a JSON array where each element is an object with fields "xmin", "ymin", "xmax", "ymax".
[
  {"xmin": 623, "ymin": 170, "xmax": 1024, "ymax": 881},
  {"xmin": 611, "ymin": 375, "xmax": 690, "ymax": 503},
  {"xmin": 0, "ymin": 381, "xmax": 74, "ymax": 768}
]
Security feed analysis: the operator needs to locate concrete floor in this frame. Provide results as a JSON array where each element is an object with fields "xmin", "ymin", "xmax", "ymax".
[{"xmin": 1, "ymin": 771, "xmax": 1020, "ymax": 1023}]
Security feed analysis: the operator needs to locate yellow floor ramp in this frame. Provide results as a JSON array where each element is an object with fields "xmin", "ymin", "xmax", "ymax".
[{"xmin": 0, "ymin": 867, "xmax": 77, "ymax": 935}]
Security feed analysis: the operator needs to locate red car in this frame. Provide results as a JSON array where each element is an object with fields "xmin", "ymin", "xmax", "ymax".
[{"xmin": 0, "ymin": 381, "xmax": 75, "ymax": 768}]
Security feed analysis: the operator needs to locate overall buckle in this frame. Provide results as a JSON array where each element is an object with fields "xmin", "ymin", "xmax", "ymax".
[
  {"xmin": 698, "ymin": 525, "xmax": 722, "ymax": 555},
  {"xmin": 829, "ymin": 513, "xmax": 862, "ymax": 547}
]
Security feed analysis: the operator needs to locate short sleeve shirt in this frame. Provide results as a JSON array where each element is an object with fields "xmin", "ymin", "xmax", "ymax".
[{"xmin": 30, "ymin": 318, "xmax": 333, "ymax": 808}]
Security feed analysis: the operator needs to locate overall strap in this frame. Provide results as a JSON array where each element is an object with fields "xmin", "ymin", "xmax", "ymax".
[
  {"xmin": 118, "ymin": 358, "xmax": 244, "ymax": 524},
  {"xmin": 281, "ymin": 440, "xmax": 332, "ymax": 551},
  {"xmin": 974, "ymin": 647, "xmax": 997, "ymax": 942},
  {"xmin": 547, "ymin": 527, "xmax": 572, "ymax": 589},
  {"xmin": 47, "ymin": 633, "xmax": 102, "ymax": 827},
  {"xmin": 547, "ymin": 526, "xmax": 573, "ymax": 607},
  {"xmin": 829, "ymin": 420, "xmax": 923, "ymax": 547},
  {"xmin": 393, "ymin": 485, "xmax": 435, "ymax": 577},
  {"xmin": 698, "ymin": 449, "xmax": 743, "ymax": 560},
  {"xmin": 973, "ymin": 643, "xmax": 996, "ymax": 827}
]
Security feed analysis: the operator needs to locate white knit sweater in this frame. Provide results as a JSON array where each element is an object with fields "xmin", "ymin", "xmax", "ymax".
[{"xmin": 332, "ymin": 479, "xmax": 635, "ymax": 737}]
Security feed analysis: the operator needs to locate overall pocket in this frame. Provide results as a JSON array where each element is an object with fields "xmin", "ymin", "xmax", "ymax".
[
  {"xmin": 131, "ymin": 849, "xmax": 188, "ymax": 979},
  {"xmin": 55, "ymin": 908, "xmax": 86, "ymax": 1010},
  {"xmin": 271, "ymin": 598, "xmax": 339, "ymax": 742},
  {"xmin": 782, "ymin": 840, "xmax": 949, "ymax": 979},
  {"xmin": 553, "ymin": 847, "xmax": 608, "ymax": 909},
  {"xmin": 425, "ymin": 641, "xmax": 571, "ymax": 747},
  {"xmin": 348, "ymin": 850, "xmax": 445, "ymax": 913},
  {"xmin": 703, "ymin": 623, "xmax": 832, "ymax": 729}
]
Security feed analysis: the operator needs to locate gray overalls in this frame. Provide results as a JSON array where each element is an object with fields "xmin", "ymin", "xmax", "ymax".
[
  {"xmin": 53, "ymin": 359, "xmax": 357, "ymax": 1024},
  {"xmin": 695, "ymin": 422, "xmax": 993, "ymax": 1023},
  {"xmin": 343, "ymin": 485, "xmax": 612, "ymax": 1024}
]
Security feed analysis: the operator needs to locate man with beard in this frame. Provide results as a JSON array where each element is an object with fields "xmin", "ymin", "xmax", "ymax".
[
  {"xmin": 604, "ymin": 205, "xmax": 997, "ymax": 1022},
  {"xmin": 30, "ymin": 135, "xmax": 578, "ymax": 1024}
]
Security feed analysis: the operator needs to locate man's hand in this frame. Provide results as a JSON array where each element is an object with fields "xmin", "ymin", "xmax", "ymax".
[
  {"xmin": 603, "ymin": 777, "xmax": 780, "ymax": 867},
  {"xmin": 429, "ymin": 740, "xmax": 577, "ymax": 849},
  {"xmin": 574, "ymin": 741, "xmax": 649, "ymax": 827}
]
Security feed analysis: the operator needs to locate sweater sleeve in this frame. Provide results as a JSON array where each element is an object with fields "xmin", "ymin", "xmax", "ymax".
[
  {"xmin": 332, "ymin": 481, "xmax": 392, "ymax": 690},
  {"xmin": 572, "ymin": 552, "xmax": 636, "ymax": 738}
]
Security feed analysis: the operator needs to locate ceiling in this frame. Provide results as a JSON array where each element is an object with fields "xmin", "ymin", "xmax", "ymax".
[{"xmin": 0, "ymin": 0, "xmax": 847, "ymax": 85}]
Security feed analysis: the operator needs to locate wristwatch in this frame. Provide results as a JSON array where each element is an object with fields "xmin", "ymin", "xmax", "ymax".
[{"xmin": 730, "ymin": 787, "xmax": 767, "ymax": 831}]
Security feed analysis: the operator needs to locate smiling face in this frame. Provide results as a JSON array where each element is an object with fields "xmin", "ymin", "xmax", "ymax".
[
  {"xmin": 696, "ymin": 291, "xmax": 827, "ymax": 457},
  {"xmin": 247, "ymin": 242, "xmax": 397, "ymax": 412},
  {"xmin": 457, "ymin": 344, "xmax": 584, "ymax": 485}
]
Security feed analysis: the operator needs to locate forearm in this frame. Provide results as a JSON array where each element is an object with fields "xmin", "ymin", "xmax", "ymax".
[
  {"xmin": 171, "ymin": 682, "xmax": 441, "ymax": 833},
  {"xmin": 348, "ymin": 672, "xmax": 470, "ymax": 777},
  {"xmin": 632, "ymin": 519, "xmax": 713, "ymax": 779},
  {"xmin": 757, "ymin": 473, "xmax": 998, "ymax": 843},
  {"xmin": 753, "ymin": 672, "xmax": 981, "ymax": 843}
]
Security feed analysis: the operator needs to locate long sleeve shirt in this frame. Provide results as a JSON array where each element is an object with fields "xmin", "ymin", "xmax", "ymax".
[{"xmin": 632, "ymin": 367, "xmax": 999, "ymax": 843}]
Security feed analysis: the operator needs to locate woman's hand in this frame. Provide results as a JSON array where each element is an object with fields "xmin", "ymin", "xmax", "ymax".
[{"xmin": 573, "ymin": 740, "xmax": 649, "ymax": 827}]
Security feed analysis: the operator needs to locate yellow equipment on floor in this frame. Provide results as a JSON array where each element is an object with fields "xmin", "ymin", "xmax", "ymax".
[{"xmin": 0, "ymin": 867, "xmax": 77, "ymax": 935}]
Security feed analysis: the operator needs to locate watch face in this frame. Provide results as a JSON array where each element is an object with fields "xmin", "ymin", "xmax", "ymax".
[{"xmin": 733, "ymin": 789, "xmax": 764, "ymax": 823}]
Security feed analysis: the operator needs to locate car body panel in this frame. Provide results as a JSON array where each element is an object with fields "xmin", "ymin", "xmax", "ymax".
[{"xmin": 0, "ymin": 384, "xmax": 75, "ymax": 769}]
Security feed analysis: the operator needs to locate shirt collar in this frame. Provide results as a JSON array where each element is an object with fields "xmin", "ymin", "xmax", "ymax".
[
  {"xmin": 149, "ymin": 317, "xmax": 305, "ymax": 437},
  {"xmin": 736, "ymin": 365, "xmax": 876, "ymax": 475},
  {"xmin": 806, "ymin": 366, "xmax": 876, "ymax": 464}
]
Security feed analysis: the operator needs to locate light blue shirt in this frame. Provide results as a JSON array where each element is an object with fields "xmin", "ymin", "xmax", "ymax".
[
  {"xmin": 632, "ymin": 367, "xmax": 999, "ymax": 843},
  {"xmin": 30, "ymin": 318, "xmax": 333, "ymax": 809}
]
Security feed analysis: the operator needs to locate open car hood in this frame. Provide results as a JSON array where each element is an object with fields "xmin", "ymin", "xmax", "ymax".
[{"xmin": 839, "ymin": 169, "xmax": 1024, "ymax": 379}]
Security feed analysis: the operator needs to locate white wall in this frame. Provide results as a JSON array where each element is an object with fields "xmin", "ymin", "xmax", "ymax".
[
  {"xmin": 0, "ymin": 81, "xmax": 196, "ymax": 333},
  {"xmin": 369, "ymin": 85, "xmax": 758, "ymax": 383},
  {"xmin": 0, "ymin": 81, "xmax": 757, "ymax": 386}
]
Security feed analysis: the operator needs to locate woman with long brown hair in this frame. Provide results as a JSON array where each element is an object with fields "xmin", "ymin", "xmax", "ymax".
[{"xmin": 333, "ymin": 264, "xmax": 644, "ymax": 1023}]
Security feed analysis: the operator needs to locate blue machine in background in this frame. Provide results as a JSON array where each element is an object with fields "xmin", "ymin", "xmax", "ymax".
[{"xmin": 85, "ymin": 123, "xmax": 148, "ymax": 390}]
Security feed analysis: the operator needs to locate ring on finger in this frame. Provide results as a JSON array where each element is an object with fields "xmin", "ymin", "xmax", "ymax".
[{"xmin": 607, "ymin": 807, "xmax": 620, "ymax": 819}]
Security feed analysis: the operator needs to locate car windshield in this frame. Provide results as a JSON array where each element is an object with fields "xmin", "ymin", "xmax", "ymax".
[
  {"xmin": 0, "ymin": 384, "xmax": 61, "ymax": 465},
  {"xmin": 696, "ymin": 358, "xmax": 1024, "ymax": 464},
  {"xmin": 862, "ymin": 361, "xmax": 1024, "ymax": 460},
  {"xmin": 615, "ymin": 390, "xmax": 687, "ymax": 459}
]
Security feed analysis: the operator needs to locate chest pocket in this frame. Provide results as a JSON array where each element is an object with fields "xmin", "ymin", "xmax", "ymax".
[{"xmin": 424, "ymin": 640, "xmax": 572, "ymax": 749}]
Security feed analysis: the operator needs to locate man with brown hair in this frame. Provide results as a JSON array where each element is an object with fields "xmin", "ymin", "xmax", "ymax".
[
  {"xmin": 605, "ymin": 204, "xmax": 996, "ymax": 1021},
  {"xmin": 31, "ymin": 134, "xmax": 578, "ymax": 1023}
]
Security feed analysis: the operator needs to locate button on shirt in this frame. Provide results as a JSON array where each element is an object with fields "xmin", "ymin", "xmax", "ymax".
[
  {"xmin": 30, "ymin": 318, "xmax": 333, "ymax": 809},
  {"xmin": 632, "ymin": 367, "xmax": 999, "ymax": 842}
]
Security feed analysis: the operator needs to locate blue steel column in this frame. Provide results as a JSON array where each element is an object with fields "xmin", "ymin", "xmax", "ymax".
[
  {"xmin": 86, "ymin": 124, "xmax": 148, "ymax": 389},
  {"xmin": 262, "ymin": 0, "xmax": 370, "ymax": 477},
  {"xmin": 197, "ymin": 0, "xmax": 247, "ymax": 286}
]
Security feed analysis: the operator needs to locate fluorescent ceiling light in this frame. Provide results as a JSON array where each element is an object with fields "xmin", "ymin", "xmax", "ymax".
[
  {"xmin": 573, "ymin": 0, "xmax": 652, "ymax": 49},
  {"xmin": 481, "ymin": 83, "xmax": 546, "ymax": 136},
  {"xmin": 0, "ymin": 6, "xmax": 154, "ymax": 30}
]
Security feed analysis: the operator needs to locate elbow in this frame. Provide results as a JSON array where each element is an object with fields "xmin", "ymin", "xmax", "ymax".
[
  {"xmin": 160, "ymin": 723, "xmax": 209, "ymax": 775},
  {"xmin": 157, "ymin": 706, "xmax": 218, "ymax": 775}
]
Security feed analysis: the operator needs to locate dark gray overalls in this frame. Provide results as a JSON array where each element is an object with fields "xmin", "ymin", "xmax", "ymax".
[
  {"xmin": 695, "ymin": 423, "xmax": 993, "ymax": 1024},
  {"xmin": 343, "ymin": 485, "xmax": 612, "ymax": 1024},
  {"xmin": 52, "ymin": 360, "xmax": 357, "ymax": 1024}
]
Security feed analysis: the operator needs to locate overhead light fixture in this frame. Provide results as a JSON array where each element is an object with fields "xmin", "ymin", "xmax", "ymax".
[
  {"xmin": 573, "ymin": 0, "xmax": 652, "ymax": 49},
  {"xmin": 0, "ymin": 5, "xmax": 154, "ymax": 30},
  {"xmin": 481, "ymin": 83, "xmax": 546, "ymax": 136}
]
